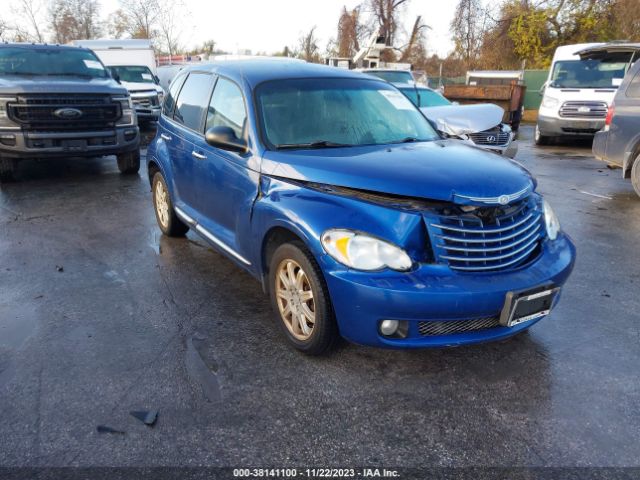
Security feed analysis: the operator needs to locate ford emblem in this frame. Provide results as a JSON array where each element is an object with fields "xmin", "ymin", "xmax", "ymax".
[
  {"xmin": 53, "ymin": 108, "xmax": 83, "ymax": 119},
  {"xmin": 498, "ymin": 195, "xmax": 510, "ymax": 205}
]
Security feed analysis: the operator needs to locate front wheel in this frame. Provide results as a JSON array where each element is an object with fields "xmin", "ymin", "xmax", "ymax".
[
  {"xmin": 0, "ymin": 157, "xmax": 17, "ymax": 183},
  {"xmin": 269, "ymin": 242, "xmax": 338, "ymax": 355},
  {"xmin": 152, "ymin": 172, "xmax": 189, "ymax": 237},
  {"xmin": 117, "ymin": 150, "xmax": 140, "ymax": 174},
  {"xmin": 631, "ymin": 155, "xmax": 640, "ymax": 198},
  {"xmin": 534, "ymin": 124, "xmax": 550, "ymax": 146}
]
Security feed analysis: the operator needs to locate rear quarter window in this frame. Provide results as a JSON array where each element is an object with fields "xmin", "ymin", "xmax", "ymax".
[
  {"xmin": 626, "ymin": 69, "xmax": 640, "ymax": 98},
  {"xmin": 163, "ymin": 73, "xmax": 187, "ymax": 116},
  {"xmin": 172, "ymin": 72, "xmax": 214, "ymax": 130}
]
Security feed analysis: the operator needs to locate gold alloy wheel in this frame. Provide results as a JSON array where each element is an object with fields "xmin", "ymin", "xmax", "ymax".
[
  {"xmin": 155, "ymin": 180, "xmax": 170, "ymax": 229},
  {"xmin": 275, "ymin": 259, "xmax": 316, "ymax": 341}
]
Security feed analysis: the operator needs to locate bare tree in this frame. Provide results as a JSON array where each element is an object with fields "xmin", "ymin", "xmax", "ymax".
[
  {"xmin": 50, "ymin": 0, "xmax": 101, "ymax": 43},
  {"xmin": 11, "ymin": 0, "xmax": 46, "ymax": 42},
  {"xmin": 451, "ymin": 0, "xmax": 487, "ymax": 67},
  {"xmin": 298, "ymin": 26, "xmax": 321, "ymax": 63},
  {"xmin": 400, "ymin": 15, "xmax": 429, "ymax": 63},
  {"xmin": 156, "ymin": 0, "xmax": 186, "ymax": 56},
  {"xmin": 365, "ymin": 0, "xmax": 409, "ymax": 47},
  {"xmin": 337, "ymin": 6, "xmax": 362, "ymax": 58},
  {"xmin": 117, "ymin": 0, "xmax": 159, "ymax": 39}
]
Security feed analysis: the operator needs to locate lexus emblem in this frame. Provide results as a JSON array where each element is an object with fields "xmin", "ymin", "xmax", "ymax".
[
  {"xmin": 486, "ymin": 135, "xmax": 497, "ymax": 143},
  {"xmin": 498, "ymin": 195, "xmax": 510, "ymax": 205},
  {"xmin": 53, "ymin": 108, "xmax": 83, "ymax": 119}
]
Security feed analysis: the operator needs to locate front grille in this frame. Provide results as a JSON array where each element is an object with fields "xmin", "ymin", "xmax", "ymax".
[
  {"xmin": 468, "ymin": 128, "xmax": 510, "ymax": 146},
  {"xmin": 418, "ymin": 316, "xmax": 500, "ymax": 336},
  {"xmin": 131, "ymin": 92, "xmax": 159, "ymax": 109},
  {"xmin": 8, "ymin": 94, "xmax": 120, "ymax": 130},
  {"xmin": 559, "ymin": 101, "xmax": 608, "ymax": 118},
  {"xmin": 429, "ymin": 198, "xmax": 544, "ymax": 272}
]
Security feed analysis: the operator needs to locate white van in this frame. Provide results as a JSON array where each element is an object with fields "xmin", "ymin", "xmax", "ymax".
[
  {"xmin": 70, "ymin": 39, "xmax": 164, "ymax": 123},
  {"xmin": 536, "ymin": 42, "xmax": 640, "ymax": 145}
]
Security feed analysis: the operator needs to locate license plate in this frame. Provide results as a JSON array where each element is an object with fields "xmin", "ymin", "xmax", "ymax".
[
  {"xmin": 499, "ymin": 287, "xmax": 559, "ymax": 327},
  {"xmin": 61, "ymin": 139, "xmax": 87, "ymax": 151}
]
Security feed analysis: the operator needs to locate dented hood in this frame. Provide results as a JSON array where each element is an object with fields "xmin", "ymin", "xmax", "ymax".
[
  {"xmin": 420, "ymin": 103, "xmax": 504, "ymax": 135},
  {"xmin": 261, "ymin": 140, "xmax": 534, "ymax": 205}
]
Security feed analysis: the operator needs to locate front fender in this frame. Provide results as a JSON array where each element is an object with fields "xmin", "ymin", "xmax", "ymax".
[{"xmin": 250, "ymin": 176, "xmax": 429, "ymax": 278}]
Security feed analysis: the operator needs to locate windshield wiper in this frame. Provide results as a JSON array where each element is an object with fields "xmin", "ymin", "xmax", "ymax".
[
  {"xmin": 389, "ymin": 137, "xmax": 422, "ymax": 144},
  {"xmin": 46, "ymin": 73, "xmax": 96, "ymax": 78},
  {"xmin": 275, "ymin": 140, "xmax": 354, "ymax": 150}
]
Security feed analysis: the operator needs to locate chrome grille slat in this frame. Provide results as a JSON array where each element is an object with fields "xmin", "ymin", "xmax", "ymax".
[
  {"xmin": 559, "ymin": 101, "xmax": 608, "ymax": 119},
  {"xmin": 418, "ymin": 316, "xmax": 500, "ymax": 336},
  {"xmin": 468, "ymin": 129, "xmax": 510, "ymax": 146},
  {"xmin": 429, "ymin": 198, "xmax": 544, "ymax": 272}
]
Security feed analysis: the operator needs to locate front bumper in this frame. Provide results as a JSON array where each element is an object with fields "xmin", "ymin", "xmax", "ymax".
[
  {"xmin": 0, "ymin": 127, "xmax": 140, "ymax": 159},
  {"xmin": 321, "ymin": 234, "xmax": 575, "ymax": 348},
  {"xmin": 538, "ymin": 114, "xmax": 604, "ymax": 137}
]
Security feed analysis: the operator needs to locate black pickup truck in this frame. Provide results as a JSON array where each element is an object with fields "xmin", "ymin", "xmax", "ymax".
[{"xmin": 0, "ymin": 43, "xmax": 140, "ymax": 182}]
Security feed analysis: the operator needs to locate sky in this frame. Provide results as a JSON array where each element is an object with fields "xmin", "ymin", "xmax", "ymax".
[{"xmin": 99, "ymin": 0, "xmax": 459, "ymax": 57}]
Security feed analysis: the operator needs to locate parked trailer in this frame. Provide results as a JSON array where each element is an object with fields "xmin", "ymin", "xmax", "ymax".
[{"xmin": 444, "ymin": 82, "xmax": 526, "ymax": 131}]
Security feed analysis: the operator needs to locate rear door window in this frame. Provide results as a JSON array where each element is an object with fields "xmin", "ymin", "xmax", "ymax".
[
  {"xmin": 205, "ymin": 77, "xmax": 247, "ymax": 139},
  {"xmin": 173, "ymin": 72, "xmax": 214, "ymax": 131},
  {"xmin": 626, "ymin": 68, "xmax": 640, "ymax": 98}
]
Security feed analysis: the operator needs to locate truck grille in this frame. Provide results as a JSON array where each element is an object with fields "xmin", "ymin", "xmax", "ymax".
[
  {"xmin": 132, "ymin": 95, "xmax": 159, "ymax": 108},
  {"xmin": 8, "ymin": 94, "xmax": 121, "ymax": 130},
  {"xmin": 468, "ymin": 128, "xmax": 510, "ymax": 146},
  {"xmin": 559, "ymin": 101, "xmax": 608, "ymax": 118},
  {"xmin": 418, "ymin": 316, "xmax": 500, "ymax": 336},
  {"xmin": 429, "ymin": 198, "xmax": 544, "ymax": 272}
]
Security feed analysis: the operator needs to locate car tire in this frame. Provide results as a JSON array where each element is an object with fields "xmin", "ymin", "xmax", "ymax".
[
  {"xmin": 152, "ymin": 171, "xmax": 189, "ymax": 237},
  {"xmin": 631, "ymin": 155, "xmax": 640, "ymax": 198},
  {"xmin": 269, "ymin": 242, "xmax": 338, "ymax": 355},
  {"xmin": 534, "ymin": 125, "xmax": 550, "ymax": 146},
  {"xmin": 117, "ymin": 150, "xmax": 141, "ymax": 174},
  {"xmin": 0, "ymin": 157, "xmax": 17, "ymax": 183}
]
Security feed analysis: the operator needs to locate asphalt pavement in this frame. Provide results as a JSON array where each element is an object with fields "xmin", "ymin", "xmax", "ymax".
[{"xmin": 0, "ymin": 126, "xmax": 639, "ymax": 473}]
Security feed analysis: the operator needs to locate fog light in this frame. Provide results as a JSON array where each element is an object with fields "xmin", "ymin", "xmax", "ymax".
[
  {"xmin": 379, "ymin": 320, "xmax": 399, "ymax": 336},
  {"xmin": 0, "ymin": 134, "xmax": 16, "ymax": 146}
]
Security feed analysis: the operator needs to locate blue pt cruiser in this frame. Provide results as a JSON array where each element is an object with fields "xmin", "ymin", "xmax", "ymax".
[{"xmin": 147, "ymin": 61, "xmax": 576, "ymax": 355}]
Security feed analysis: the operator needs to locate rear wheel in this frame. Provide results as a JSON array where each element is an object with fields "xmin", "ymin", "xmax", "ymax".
[
  {"xmin": 534, "ymin": 124, "xmax": 550, "ymax": 146},
  {"xmin": 269, "ymin": 242, "xmax": 338, "ymax": 355},
  {"xmin": 0, "ymin": 157, "xmax": 17, "ymax": 183},
  {"xmin": 152, "ymin": 172, "xmax": 189, "ymax": 237},
  {"xmin": 117, "ymin": 150, "xmax": 140, "ymax": 174},
  {"xmin": 631, "ymin": 155, "xmax": 640, "ymax": 198}
]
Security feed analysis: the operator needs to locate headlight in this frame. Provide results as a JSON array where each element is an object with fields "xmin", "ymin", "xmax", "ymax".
[
  {"xmin": 321, "ymin": 229, "xmax": 413, "ymax": 271},
  {"xmin": 541, "ymin": 96, "xmax": 560, "ymax": 109},
  {"xmin": 0, "ymin": 97, "xmax": 18, "ymax": 128},
  {"xmin": 543, "ymin": 200, "xmax": 560, "ymax": 240},
  {"xmin": 113, "ymin": 95, "xmax": 136, "ymax": 126}
]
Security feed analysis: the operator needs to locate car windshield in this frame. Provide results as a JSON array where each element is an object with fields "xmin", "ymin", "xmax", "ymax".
[
  {"xmin": 108, "ymin": 65, "xmax": 156, "ymax": 84},
  {"xmin": 550, "ymin": 57, "xmax": 632, "ymax": 89},
  {"xmin": 364, "ymin": 70, "xmax": 415, "ymax": 83},
  {"xmin": 400, "ymin": 87, "xmax": 452, "ymax": 108},
  {"xmin": 256, "ymin": 78, "xmax": 439, "ymax": 149},
  {"xmin": 0, "ymin": 47, "xmax": 108, "ymax": 78}
]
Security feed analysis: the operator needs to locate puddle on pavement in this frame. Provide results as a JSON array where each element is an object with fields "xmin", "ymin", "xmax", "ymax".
[
  {"xmin": 185, "ymin": 333, "xmax": 221, "ymax": 402},
  {"xmin": 0, "ymin": 305, "xmax": 38, "ymax": 349}
]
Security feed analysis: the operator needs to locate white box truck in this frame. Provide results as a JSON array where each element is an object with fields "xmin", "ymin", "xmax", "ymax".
[
  {"xmin": 70, "ymin": 39, "xmax": 164, "ymax": 123},
  {"xmin": 536, "ymin": 42, "xmax": 640, "ymax": 145}
]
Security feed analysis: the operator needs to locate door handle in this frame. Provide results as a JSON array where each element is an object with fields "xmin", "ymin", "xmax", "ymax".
[
  {"xmin": 160, "ymin": 133, "xmax": 172, "ymax": 141},
  {"xmin": 191, "ymin": 151, "xmax": 206, "ymax": 160}
]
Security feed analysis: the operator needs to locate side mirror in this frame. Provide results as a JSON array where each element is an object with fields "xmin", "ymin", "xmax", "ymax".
[
  {"xmin": 113, "ymin": 73, "xmax": 121, "ymax": 84},
  {"xmin": 154, "ymin": 75, "xmax": 160, "ymax": 85},
  {"xmin": 205, "ymin": 126, "xmax": 248, "ymax": 154},
  {"xmin": 538, "ymin": 82, "xmax": 547, "ymax": 96}
]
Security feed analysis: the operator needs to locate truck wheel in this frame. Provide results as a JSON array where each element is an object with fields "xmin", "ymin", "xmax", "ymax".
[
  {"xmin": 152, "ymin": 172, "xmax": 189, "ymax": 237},
  {"xmin": 269, "ymin": 242, "xmax": 338, "ymax": 355},
  {"xmin": 631, "ymin": 155, "xmax": 640, "ymax": 198},
  {"xmin": 534, "ymin": 125, "xmax": 550, "ymax": 146},
  {"xmin": 0, "ymin": 157, "xmax": 17, "ymax": 183},
  {"xmin": 117, "ymin": 150, "xmax": 140, "ymax": 174}
]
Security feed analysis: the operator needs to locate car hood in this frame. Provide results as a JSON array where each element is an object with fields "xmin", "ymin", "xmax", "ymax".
[
  {"xmin": 261, "ymin": 140, "xmax": 534, "ymax": 205},
  {"xmin": 122, "ymin": 81, "xmax": 164, "ymax": 94},
  {"xmin": 0, "ymin": 75, "xmax": 128, "ymax": 96},
  {"xmin": 420, "ymin": 103, "xmax": 504, "ymax": 135}
]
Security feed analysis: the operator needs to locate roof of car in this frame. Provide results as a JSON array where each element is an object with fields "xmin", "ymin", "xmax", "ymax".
[
  {"xmin": 180, "ymin": 60, "xmax": 372, "ymax": 87},
  {"xmin": 0, "ymin": 42, "xmax": 88, "ymax": 52}
]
